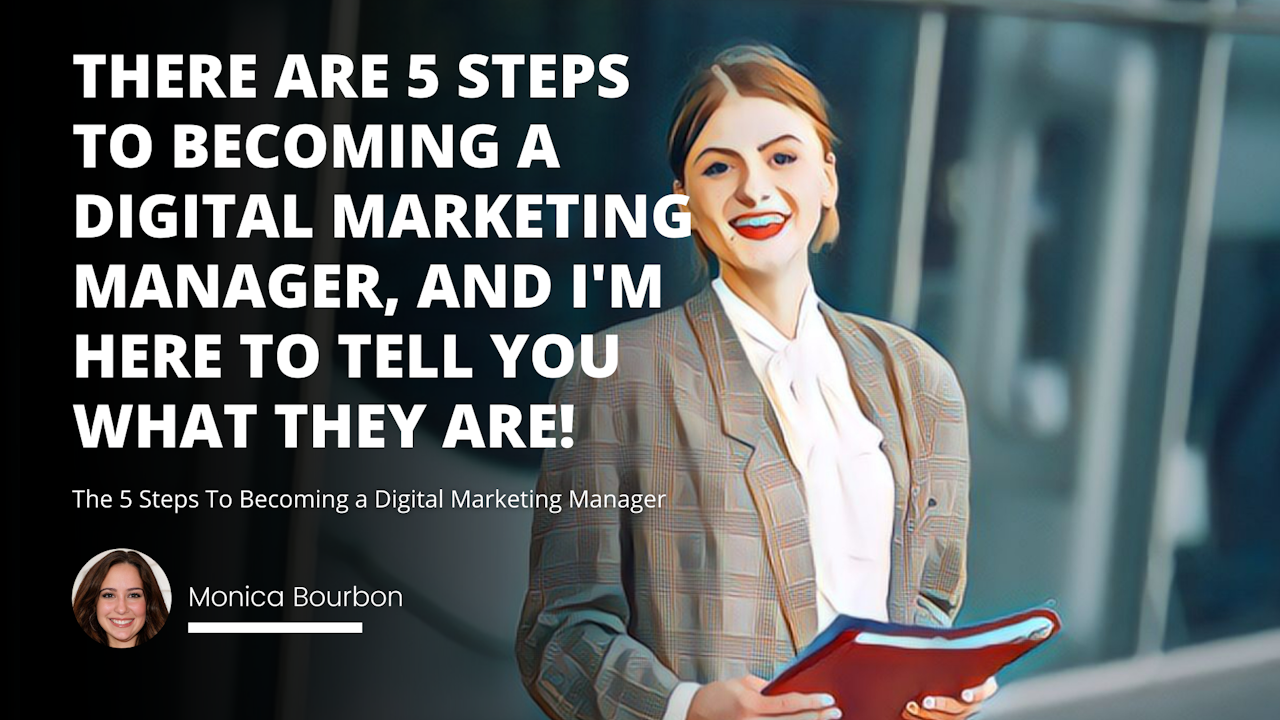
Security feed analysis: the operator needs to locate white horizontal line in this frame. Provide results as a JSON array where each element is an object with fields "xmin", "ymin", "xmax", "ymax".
[{"xmin": 188, "ymin": 622, "xmax": 362, "ymax": 634}]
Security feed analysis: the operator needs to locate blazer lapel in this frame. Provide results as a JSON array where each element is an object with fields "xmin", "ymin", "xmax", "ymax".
[
  {"xmin": 819, "ymin": 306, "xmax": 915, "ymax": 624},
  {"xmin": 685, "ymin": 287, "xmax": 819, "ymax": 652}
]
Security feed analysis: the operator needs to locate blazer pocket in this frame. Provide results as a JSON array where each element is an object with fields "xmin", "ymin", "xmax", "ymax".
[
  {"xmin": 921, "ymin": 473, "xmax": 960, "ymax": 518},
  {"xmin": 916, "ymin": 538, "xmax": 964, "ymax": 621}
]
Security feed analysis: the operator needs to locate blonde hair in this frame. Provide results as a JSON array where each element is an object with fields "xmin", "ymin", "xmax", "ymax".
[{"xmin": 667, "ymin": 44, "xmax": 841, "ymax": 271}]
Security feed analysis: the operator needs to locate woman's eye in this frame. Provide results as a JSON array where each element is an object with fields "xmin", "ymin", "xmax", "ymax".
[
  {"xmin": 101, "ymin": 593, "xmax": 114, "ymax": 599},
  {"xmin": 702, "ymin": 161, "xmax": 730, "ymax": 177},
  {"xmin": 772, "ymin": 152, "xmax": 797, "ymax": 166},
  {"xmin": 129, "ymin": 593, "xmax": 143, "ymax": 599}
]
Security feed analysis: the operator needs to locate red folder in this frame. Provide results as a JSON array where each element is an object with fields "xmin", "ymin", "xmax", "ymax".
[{"xmin": 763, "ymin": 607, "xmax": 1062, "ymax": 719}]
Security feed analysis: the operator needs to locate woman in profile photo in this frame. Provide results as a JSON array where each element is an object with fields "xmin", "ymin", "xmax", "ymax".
[
  {"xmin": 519, "ymin": 44, "xmax": 994, "ymax": 720},
  {"xmin": 72, "ymin": 549, "xmax": 169, "ymax": 648}
]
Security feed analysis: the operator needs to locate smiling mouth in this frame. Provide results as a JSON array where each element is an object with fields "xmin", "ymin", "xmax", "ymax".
[
  {"xmin": 109, "ymin": 618, "xmax": 136, "ymax": 628},
  {"xmin": 730, "ymin": 212, "xmax": 789, "ymax": 240}
]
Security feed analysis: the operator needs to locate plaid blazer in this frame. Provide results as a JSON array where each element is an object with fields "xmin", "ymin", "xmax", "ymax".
[{"xmin": 517, "ymin": 286, "xmax": 970, "ymax": 720}]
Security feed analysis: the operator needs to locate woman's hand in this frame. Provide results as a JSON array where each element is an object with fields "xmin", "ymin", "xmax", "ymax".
[
  {"xmin": 902, "ymin": 676, "xmax": 999, "ymax": 719},
  {"xmin": 689, "ymin": 675, "xmax": 843, "ymax": 720}
]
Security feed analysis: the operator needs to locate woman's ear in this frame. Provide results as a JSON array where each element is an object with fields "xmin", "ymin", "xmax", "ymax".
[
  {"xmin": 673, "ymin": 179, "xmax": 697, "ymax": 230},
  {"xmin": 822, "ymin": 152, "xmax": 839, "ymax": 209}
]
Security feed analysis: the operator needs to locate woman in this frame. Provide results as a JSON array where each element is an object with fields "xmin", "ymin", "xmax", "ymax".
[
  {"xmin": 73, "ymin": 549, "xmax": 169, "ymax": 648},
  {"xmin": 518, "ymin": 45, "xmax": 994, "ymax": 720}
]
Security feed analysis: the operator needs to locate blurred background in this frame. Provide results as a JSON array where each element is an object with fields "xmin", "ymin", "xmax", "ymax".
[{"xmin": 34, "ymin": 0, "xmax": 1279, "ymax": 718}]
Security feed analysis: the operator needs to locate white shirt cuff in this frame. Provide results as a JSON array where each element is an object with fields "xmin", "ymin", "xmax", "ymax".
[{"xmin": 661, "ymin": 681, "xmax": 702, "ymax": 720}]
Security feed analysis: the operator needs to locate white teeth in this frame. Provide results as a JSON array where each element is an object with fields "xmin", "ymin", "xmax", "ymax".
[
  {"xmin": 731, "ymin": 214, "xmax": 785, "ymax": 228},
  {"xmin": 111, "ymin": 619, "xmax": 133, "ymax": 626}
]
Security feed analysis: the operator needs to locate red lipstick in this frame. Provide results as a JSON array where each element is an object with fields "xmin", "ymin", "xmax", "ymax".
[{"xmin": 730, "ymin": 212, "xmax": 789, "ymax": 240}]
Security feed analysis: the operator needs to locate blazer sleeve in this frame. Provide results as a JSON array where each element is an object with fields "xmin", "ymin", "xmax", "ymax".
[
  {"xmin": 901, "ymin": 327, "xmax": 971, "ymax": 627},
  {"xmin": 516, "ymin": 362, "xmax": 681, "ymax": 720}
]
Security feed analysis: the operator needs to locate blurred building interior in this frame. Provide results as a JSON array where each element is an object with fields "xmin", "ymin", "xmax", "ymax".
[{"xmin": 170, "ymin": 0, "xmax": 1280, "ymax": 717}]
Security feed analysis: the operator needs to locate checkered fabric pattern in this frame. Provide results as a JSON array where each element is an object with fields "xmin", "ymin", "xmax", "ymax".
[{"xmin": 517, "ymin": 286, "xmax": 971, "ymax": 720}]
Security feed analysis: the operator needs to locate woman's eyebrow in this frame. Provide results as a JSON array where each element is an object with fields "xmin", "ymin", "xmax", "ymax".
[
  {"xmin": 694, "ymin": 146, "xmax": 741, "ymax": 162},
  {"xmin": 757, "ymin": 134, "xmax": 801, "ymax": 151},
  {"xmin": 100, "ymin": 587, "xmax": 144, "ymax": 591}
]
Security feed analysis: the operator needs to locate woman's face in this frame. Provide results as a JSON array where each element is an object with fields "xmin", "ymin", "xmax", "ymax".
[
  {"xmin": 679, "ymin": 95, "xmax": 837, "ymax": 285},
  {"xmin": 96, "ymin": 563, "xmax": 146, "ymax": 648}
]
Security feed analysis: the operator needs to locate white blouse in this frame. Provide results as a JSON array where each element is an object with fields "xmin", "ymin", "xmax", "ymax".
[
  {"xmin": 711, "ymin": 277, "xmax": 895, "ymax": 628},
  {"xmin": 661, "ymin": 279, "xmax": 897, "ymax": 720}
]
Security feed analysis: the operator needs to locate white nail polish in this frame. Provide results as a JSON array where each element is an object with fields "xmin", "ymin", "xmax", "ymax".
[
  {"xmin": 962, "ymin": 689, "xmax": 974, "ymax": 703},
  {"xmin": 923, "ymin": 697, "xmax": 935, "ymax": 710}
]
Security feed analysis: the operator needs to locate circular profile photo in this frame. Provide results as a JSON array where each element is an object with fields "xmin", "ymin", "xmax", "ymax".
[{"xmin": 71, "ymin": 548, "xmax": 172, "ymax": 648}]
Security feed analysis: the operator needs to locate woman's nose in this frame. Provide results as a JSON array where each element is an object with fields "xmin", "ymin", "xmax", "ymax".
[
  {"xmin": 114, "ymin": 596, "xmax": 129, "ymax": 613},
  {"xmin": 735, "ymin": 159, "xmax": 774, "ymax": 207}
]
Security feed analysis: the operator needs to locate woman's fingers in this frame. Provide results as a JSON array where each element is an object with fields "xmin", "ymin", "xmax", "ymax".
[
  {"xmin": 906, "ymin": 699, "xmax": 968, "ymax": 719},
  {"xmin": 691, "ymin": 676, "xmax": 841, "ymax": 719},
  {"xmin": 768, "ymin": 709, "xmax": 843, "ymax": 720},
  {"xmin": 920, "ymin": 695, "xmax": 968, "ymax": 714},
  {"xmin": 741, "ymin": 675, "xmax": 769, "ymax": 692},
  {"xmin": 903, "ymin": 678, "xmax": 1000, "ymax": 720},
  {"xmin": 751, "ymin": 689, "xmax": 837, "ymax": 716},
  {"xmin": 961, "ymin": 676, "xmax": 999, "ymax": 704},
  {"xmin": 906, "ymin": 702, "xmax": 972, "ymax": 712}
]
